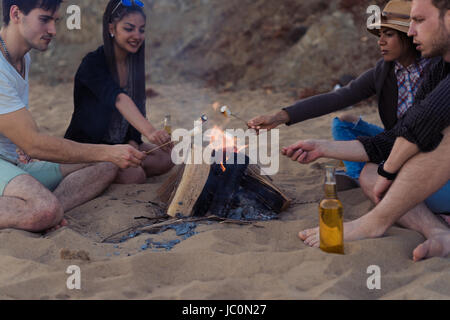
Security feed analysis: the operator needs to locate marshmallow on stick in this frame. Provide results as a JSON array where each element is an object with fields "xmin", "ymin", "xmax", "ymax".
[
  {"xmin": 145, "ymin": 115, "xmax": 208, "ymax": 155},
  {"xmin": 220, "ymin": 106, "xmax": 247, "ymax": 124}
]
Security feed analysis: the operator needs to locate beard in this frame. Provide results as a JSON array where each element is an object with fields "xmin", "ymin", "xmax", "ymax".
[{"xmin": 424, "ymin": 20, "xmax": 450, "ymax": 58}]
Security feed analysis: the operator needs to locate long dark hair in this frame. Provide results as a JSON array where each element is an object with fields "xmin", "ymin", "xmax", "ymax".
[
  {"xmin": 397, "ymin": 30, "xmax": 421, "ymax": 58},
  {"xmin": 103, "ymin": 0, "xmax": 146, "ymax": 115}
]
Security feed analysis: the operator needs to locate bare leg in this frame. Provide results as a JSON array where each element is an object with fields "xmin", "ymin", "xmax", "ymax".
[
  {"xmin": 139, "ymin": 143, "xmax": 174, "ymax": 177},
  {"xmin": 113, "ymin": 142, "xmax": 174, "ymax": 184},
  {"xmin": 55, "ymin": 162, "xmax": 118, "ymax": 212},
  {"xmin": 300, "ymin": 130, "xmax": 450, "ymax": 260},
  {"xmin": 359, "ymin": 163, "xmax": 378, "ymax": 203},
  {"xmin": 114, "ymin": 167, "xmax": 147, "ymax": 184},
  {"xmin": 0, "ymin": 162, "xmax": 118, "ymax": 233},
  {"xmin": 0, "ymin": 175, "xmax": 64, "ymax": 232},
  {"xmin": 59, "ymin": 163, "xmax": 92, "ymax": 177},
  {"xmin": 338, "ymin": 113, "xmax": 359, "ymax": 124},
  {"xmin": 358, "ymin": 163, "xmax": 448, "ymax": 239}
]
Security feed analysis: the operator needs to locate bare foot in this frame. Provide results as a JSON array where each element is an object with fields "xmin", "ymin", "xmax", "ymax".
[
  {"xmin": 45, "ymin": 218, "xmax": 68, "ymax": 234},
  {"xmin": 299, "ymin": 218, "xmax": 383, "ymax": 247},
  {"xmin": 412, "ymin": 231, "xmax": 450, "ymax": 262},
  {"xmin": 440, "ymin": 214, "xmax": 450, "ymax": 227},
  {"xmin": 338, "ymin": 114, "xmax": 359, "ymax": 124},
  {"xmin": 298, "ymin": 227, "xmax": 320, "ymax": 247}
]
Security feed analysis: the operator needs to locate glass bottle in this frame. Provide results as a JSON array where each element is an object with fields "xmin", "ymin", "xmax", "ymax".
[
  {"xmin": 319, "ymin": 166, "xmax": 344, "ymax": 254},
  {"xmin": 163, "ymin": 115, "xmax": 172, "ymax": 136}
]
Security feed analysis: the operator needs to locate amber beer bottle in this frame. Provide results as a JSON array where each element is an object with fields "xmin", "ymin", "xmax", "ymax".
[
  {"xmin": 163, "ymin": 115, "xmax": 172, "ymax": 136},
  {"xmin": 319, "ymin": 166, "xmax": 344, "ymax": 254}
]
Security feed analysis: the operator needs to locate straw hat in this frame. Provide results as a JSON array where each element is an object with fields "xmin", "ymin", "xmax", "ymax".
[{"xmin": 367, "ymin": 0, "xmax": 412, "ymax": 37}]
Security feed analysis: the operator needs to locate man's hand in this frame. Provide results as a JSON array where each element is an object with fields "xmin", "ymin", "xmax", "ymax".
[
  {"xmin": 146, "ymin": 130, "xmax": 172, "ymax": 151},
  {"xmin": 373, "ymin": 175, "xmax": 393, "ymax": 203},
  {"xmin": 282, "ymin": 140, "xmax": 324, "ymax": 164},
  {"xmin": 107, "ymin": 144, "xmax": 145, "ymax": 169},
  {"xmin": 247, "ymin": 110, "xmax": 290, "ymax": 133}
]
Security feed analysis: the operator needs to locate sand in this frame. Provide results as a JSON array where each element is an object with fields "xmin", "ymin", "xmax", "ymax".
[{"xmin": 0, "ymin": 80, "xmax": 448, "ymax": 300}]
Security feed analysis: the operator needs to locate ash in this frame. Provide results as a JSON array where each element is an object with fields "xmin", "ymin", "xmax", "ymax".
[{"xmin": 227, "ymin": 186, "xmax": 278, "ymax": 221}]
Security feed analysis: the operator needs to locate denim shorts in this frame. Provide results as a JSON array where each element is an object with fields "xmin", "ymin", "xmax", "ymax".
[
  {"xmin": 332, "ymin": 117, "xmax": 384, "ymax": 179},
  {"xmin": 425, "ymin": 180, "xmax": 450, "ymax": 214},
  {"xmin": 0, "ymin": 158, "xmax": 63, "ymax": 195}
]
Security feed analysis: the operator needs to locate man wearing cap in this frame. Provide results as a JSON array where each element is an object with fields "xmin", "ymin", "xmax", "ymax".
[{"xmin": 294, "ymin": 0, "xmax": 450, "ymax": 261}]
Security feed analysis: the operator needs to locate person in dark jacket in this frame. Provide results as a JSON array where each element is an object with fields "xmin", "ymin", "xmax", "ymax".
[
  {"xmin": 65, "ymin": 0, "xmax": 173, "ymax": 184},
  {"xmin": 286, "ymin": 0, "xmax": 450, "ymax": 261},
  {"xmin": 248, "ymin": 0, "xmax": 429, "ymax": 181}
]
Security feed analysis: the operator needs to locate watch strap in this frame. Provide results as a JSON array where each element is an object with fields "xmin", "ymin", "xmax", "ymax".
[{"xmin": 377, "ymin": 161, "xmax": 397, "ymax": 180}]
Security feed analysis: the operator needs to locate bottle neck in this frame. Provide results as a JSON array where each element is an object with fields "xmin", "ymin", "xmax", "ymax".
[
  {"xmin": 324, "ymin": 167, "xmax": 338, "ymax": 199},
  {"xmin": 324, "ymin": 183, "xmax": 338, "ymax": 199}
]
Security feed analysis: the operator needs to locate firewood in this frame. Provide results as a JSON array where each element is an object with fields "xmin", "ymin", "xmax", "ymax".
[{"xmin": 158, "ymin": 148, "xmax": 291, "ymax": 218}]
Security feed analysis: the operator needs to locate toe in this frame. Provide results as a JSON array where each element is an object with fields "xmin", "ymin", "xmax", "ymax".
[
  {"xmin": 298, "ymin": 228, "xmax": 318, "ymax": 241},
  {"xmin": 413, "ymin": 242, "xmax": 428, "ymax": 262},
  {"xmin": 303, "ymin": 233, "xmax": 319, "ymax": 247},
  {"xmin": 305, "ymin": 237, "xmax": 319, "ymax": 248}
]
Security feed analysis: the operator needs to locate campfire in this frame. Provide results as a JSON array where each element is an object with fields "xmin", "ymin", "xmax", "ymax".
[{"xmin": 157, "ymin": 115, "xmax": 290, "ymax": 220}]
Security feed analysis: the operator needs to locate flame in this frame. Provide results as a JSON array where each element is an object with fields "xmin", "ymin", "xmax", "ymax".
[
  {"xmin": 206, "ymin": 126, "xmax": 249, "ymax": 172},
  {"xmin": 207, "ymin": 126, "xmax": 236, "ymax": 152},
  {"xmin": 236, "ymin": 144, "xmax": 249, "ymax": 153}
]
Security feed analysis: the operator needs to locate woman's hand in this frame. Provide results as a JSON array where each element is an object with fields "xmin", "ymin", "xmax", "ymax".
[
  {"xmin": 146, "ymin": 130, "xmax": 172, "ymax": 152},
  {"xmin": 247, "ymin": 110, "xmax": 290, "ymax": 133},
  {"xmin": 282, "ymin": 139, "xmax": 324, "ymax": 164}
]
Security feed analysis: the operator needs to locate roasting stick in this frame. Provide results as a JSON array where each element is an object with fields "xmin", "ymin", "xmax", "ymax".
[
  {"xmin": 220, "ymin": 106, "xmax": 248, "ymax": 125},
  {"xmin": 145, "ymin": 115, "xmax": 208, "ymax": 155}
]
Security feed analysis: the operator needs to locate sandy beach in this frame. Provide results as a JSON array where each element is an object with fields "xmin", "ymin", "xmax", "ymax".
[{"xmin": 0, "ymin": 80, "xmax": 448, "ymax": 300}]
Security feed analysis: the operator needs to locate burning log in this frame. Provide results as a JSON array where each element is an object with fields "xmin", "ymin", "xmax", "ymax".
[
  {"xmin": 157, "ymin": 148, "xmax": 290, "ymax": 219},
  {"xmin": 157, "ymin": 157, "xmax": 211, "ymax": 218}
]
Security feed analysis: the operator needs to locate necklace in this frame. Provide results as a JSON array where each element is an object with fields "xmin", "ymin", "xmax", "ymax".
[{"xmin": 0, "ymin": 34, "xmax": 25, "ymax": 77}]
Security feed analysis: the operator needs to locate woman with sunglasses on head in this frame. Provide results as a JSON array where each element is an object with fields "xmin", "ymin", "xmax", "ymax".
[
  {"xmin": 248, "ymin": 0, "xmax": 436, "ymax": 188},
  {"xmin": 65, "ymin": 0, "xmax": 174, "ymax": 184}
]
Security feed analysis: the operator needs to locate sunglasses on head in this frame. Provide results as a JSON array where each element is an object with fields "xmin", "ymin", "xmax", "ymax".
[{"xmin": 111, "ymin": 0, "xmax": 144, "ymax": 16}]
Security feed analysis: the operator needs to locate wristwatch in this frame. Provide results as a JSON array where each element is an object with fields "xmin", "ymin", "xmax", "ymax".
[{"xmin": 377, "ymin": 161, "xmax": 398, "ymax": 180}]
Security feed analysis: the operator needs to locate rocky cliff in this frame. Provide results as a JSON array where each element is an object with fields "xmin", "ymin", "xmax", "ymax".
[{"xmin": 2, "ymin": 0, "xmax": 386, "ymax": 91}]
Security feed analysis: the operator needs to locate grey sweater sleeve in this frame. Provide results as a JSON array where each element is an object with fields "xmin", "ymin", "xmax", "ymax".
[{"xmin": 283, "ymin": 67, "xmax": 377, "ymax": 125}]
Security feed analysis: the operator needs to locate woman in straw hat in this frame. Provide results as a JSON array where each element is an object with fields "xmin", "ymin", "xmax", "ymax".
[
  {"xmin": 248, "ymin": 0, "xmax": 433, "ymax": 185},
  {"xmin": 64, "ymin": 0, "xmax": 174, "ymax": 184}
]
